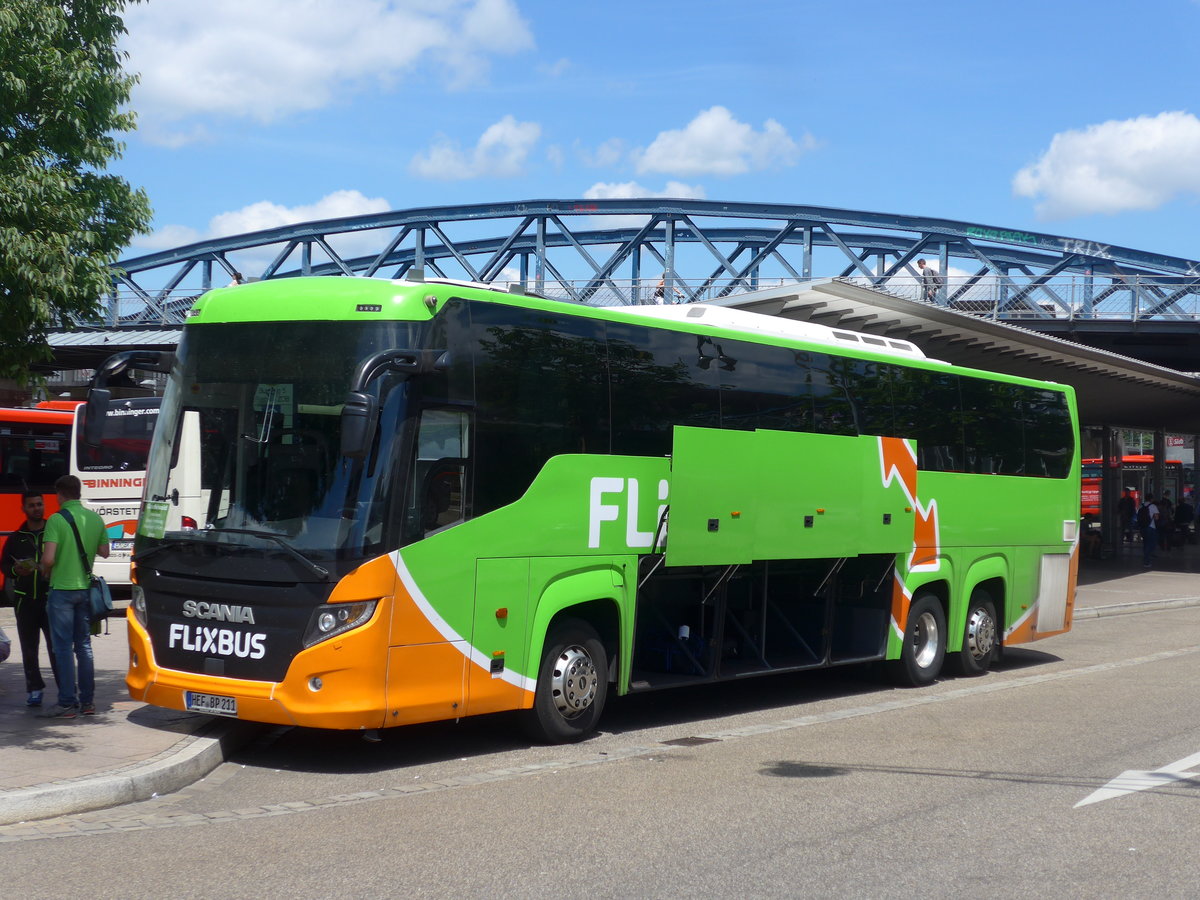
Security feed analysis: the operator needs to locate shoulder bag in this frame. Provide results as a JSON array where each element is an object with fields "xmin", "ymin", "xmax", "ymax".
[{"xmin": 59, "ymin": 508, "xmax": 113, "ymax": 626}]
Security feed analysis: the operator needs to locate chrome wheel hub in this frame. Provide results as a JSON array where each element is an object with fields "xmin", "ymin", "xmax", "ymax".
[
  {"xmin": 965, "ymin": 607, "xmax": 997, "ymax": 660},
  {"xmin": 912, "ymin": 611, "xmax": 941, "ymax": 669},
  {"xmin": 551, "ymin": 644, "xmax": 597, "ymax": 719}
]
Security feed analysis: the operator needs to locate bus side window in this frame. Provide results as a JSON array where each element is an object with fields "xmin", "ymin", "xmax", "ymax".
[{"xmin": 411, "ymin": 409, "xmax": 470, "ymax": 536}]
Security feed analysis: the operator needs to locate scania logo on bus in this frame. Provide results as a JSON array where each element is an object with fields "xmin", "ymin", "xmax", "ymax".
[
  {"xmin": 181, "ymin": 600, "xmax": 256, "ymax": 624},
  {"xmin": 81, "ymin": 476, "xmax": 144, "ymax": 489}
]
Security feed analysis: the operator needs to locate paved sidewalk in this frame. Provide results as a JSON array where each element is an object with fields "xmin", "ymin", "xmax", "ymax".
[
  {"xmin": 0, "ymin": 543, "xmax": 1197, "ymax": 826},
  {"xmin": 0, "ymin": 606, "xmax": 261, "ymax": 826}
]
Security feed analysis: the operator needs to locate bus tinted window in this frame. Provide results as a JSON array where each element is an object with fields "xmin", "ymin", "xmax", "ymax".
[
  {"xmin": 961, "ymin": 378, "xmax": 1025, "ymax": 475},
  {"xmin": 609, "ymin": 322, "xmax": 720, "ymax": 456},
  {"xmin": 847, "ymin": 359, "xmax": 895, "ymax": 438},
  {"xmin": 76, "ymin": 398, "xmax": 159, "ymax": 473},
  {"xmin": 894, "ymin": 369, "xmax": 965, "ymax": 472},
  {"xmin": 806, "ymin": 352, "xmax": 856, "ymax": 436},
  {"xmin": 1023, "ymin": 387, "xmax": 1073, "ymax": 478},
  {"xmin": 0, "ymin": 424, "xmax": 70, "ymax": 490},
  {"xmin": 716, "ymin": 339, "xmax": 813, "ymax": 432},
  {"xmin": 472, "ymin": 305, "xmax": 610, "ymax": 514}
]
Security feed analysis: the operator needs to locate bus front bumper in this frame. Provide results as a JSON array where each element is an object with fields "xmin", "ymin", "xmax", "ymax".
[{"xmin": 125, "ymin": 610, "xmax": 390, "ymax": 731}]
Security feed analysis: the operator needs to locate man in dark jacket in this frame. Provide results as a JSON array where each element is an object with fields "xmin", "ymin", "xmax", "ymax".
[{"xmin": 0, "ymin": 491, "xmax": 57, "ymax": 706}]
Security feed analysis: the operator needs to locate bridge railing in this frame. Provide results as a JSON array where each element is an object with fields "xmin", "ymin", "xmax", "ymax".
[
  {"xmin": 100, "ymin": 273, "xmax": 1200, "ymax": 326},
  {"xmin": 840, "ymin": 274, "xmax": 1200, "ymax": 321}
]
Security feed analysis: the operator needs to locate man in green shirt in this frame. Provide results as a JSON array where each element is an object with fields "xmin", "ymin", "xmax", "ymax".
[{"xmin": 38, "ymin": 475, "xmax": 109, "ymax": 718}]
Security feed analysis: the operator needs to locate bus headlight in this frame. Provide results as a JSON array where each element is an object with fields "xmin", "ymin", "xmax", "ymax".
[
  {"xmin": 131, "ymin": 585, "xmax": 147, "ymax": 626},
  {"xmin": 302, "ymin": 600, "xmax": 377, "ymax": 648}
]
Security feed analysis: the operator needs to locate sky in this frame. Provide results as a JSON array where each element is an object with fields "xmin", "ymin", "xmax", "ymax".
[{"xmin": 110, "ymin": 0, "xmax": 1200, "ymax": 275}]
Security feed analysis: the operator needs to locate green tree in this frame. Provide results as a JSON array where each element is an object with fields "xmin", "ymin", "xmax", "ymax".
[{"xmin": 0, "ymin": 0, "xmax": 151, "ymax": 381}]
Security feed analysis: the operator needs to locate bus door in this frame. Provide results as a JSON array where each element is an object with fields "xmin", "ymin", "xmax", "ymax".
[
  {"xmin": 389, "ymin": 407, "xmax": 475, "ymax": 724},
  {"xmin": 147, "ymin": 409, "xmax": 205, "ymax": 532}
]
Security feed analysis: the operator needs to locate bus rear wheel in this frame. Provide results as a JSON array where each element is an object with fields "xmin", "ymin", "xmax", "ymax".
[
  {"xmin": 888, "ymin": 595, "xmax": 946, "ymax": 686},
  {"xmin": 951, "ymin": 592, "xmax": 998, "ymax": 676},
  {"xmin": 523, "ymin": 619, "xmax": 608, "ymax": 744}
]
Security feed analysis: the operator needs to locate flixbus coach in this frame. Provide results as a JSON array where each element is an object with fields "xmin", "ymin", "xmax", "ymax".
[{"xmin": 127, "ymin": 276, "xmax": 1080, "ymax": 742}]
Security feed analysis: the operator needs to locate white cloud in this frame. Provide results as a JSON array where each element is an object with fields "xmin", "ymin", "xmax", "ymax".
[
  {"xmin": 206, "ymin": 189, "xmax": 390, "ymax": 237},
  {"xmin": 132, "ymin": 223, "xmax": 204, "ymax": 251},
  {"xmin": 132, "ymin": 190, "xmax": 392, "ymax": 269},
  {"xmin": 582, "ymin": 181, "xmax": 707, "ymax": 229},
  {"xmin": 583, "ymin": 181, "xmax": 707, "ymax": 201},
  {"xmin": 578, "ymin": 137, "xmax": 627, "ymax": 168},
  {"xmin": 539, "ymin": 57, "xmax": 570, "ymax": 78},
  {"xmin": 1013, "ymin": 111, "xmax": 1200, "ymax": 218},
  {"xmin": 409, "ymin": 115, "xmax": 541, "ymax": 179},
  {"xmin": 123, "ymin": 0, "xmax": 534, "ymax": 144},
  {"xmin": 633, "ymin": 106, "xmax": 815, "ymax": 176}
]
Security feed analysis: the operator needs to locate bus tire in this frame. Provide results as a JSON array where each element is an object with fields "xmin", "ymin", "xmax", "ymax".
[
  {"xmin": 888, "ymin": 595, "xmax": 946, "ymax": 687},
  {"xmin": 950, "ymin": 591, "xmax": 998, "ymax": 677},
  {"xmin": 523, "ymin": 618, "xmax": 608, "ymax": 744}
]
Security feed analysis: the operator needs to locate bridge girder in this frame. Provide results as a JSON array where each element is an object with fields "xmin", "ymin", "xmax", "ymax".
[{"xmin": 105, "ymin": 199, "xmax": 1200, "ymax": 326}]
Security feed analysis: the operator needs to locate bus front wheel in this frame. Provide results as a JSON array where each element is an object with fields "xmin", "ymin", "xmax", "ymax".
[
  {"xmin": 523, "ymin": 619, "xmax": 608, "ymax": 744},
  {"xmin": 889, "ymin": 595, "xmax": 946, "ymax": 686},
  {"xmin": 951, "ymin": 592, "xmax": 998, "ymax": 677}
]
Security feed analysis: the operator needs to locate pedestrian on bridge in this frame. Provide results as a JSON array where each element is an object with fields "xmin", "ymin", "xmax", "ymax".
[
  {"xmin": 652, "ymin": 276, "xmax": 682, "ymax": 304},
  {"xmin": 917, "ymin": 259, "xmax": 941, "ymax": 303}
]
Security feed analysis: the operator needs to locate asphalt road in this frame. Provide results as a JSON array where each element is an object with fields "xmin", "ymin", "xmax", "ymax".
[{"xmin": 3, "ymin": 605, "xmax": 1199, "ymax": 899}]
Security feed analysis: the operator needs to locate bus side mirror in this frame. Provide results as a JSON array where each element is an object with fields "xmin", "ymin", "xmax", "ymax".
[
  {"xmin": 340, "ymin": 391, "xmax": 378, "ymax": 458},
  {"xmin": 84, "ymin": 389, "xmax": 111, "ymax": 447}
]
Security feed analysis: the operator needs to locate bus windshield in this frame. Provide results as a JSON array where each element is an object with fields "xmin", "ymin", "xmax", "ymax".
[
  {"xmin": 141, "ymin": 320, "xmax": 422, "ymax": 562},
  {"xmin": 75, "ymin": 397, "xmax": 159, "ymax": 473}
]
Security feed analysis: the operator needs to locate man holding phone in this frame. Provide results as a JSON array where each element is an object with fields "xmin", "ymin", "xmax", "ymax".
[{"xmin": 0, "ymin": 490, "xmax": 58, "ymax": 707}]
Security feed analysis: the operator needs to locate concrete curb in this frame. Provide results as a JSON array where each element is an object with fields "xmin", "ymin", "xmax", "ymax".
[
  {"xmin": 0, "ymin": 720, "xmax": 263, "ymax": 827},
  {"xmin": 1074, "ymin": 596, "xmax": 1200, "ymax": 619}
]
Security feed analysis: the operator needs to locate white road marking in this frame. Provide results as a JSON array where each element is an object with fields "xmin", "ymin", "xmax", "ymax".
[{"xmin": 1075, "ymin": 750, "xmax": 1200, "ymax": 808}]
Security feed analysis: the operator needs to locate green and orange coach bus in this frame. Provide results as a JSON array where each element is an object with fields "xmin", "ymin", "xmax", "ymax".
[{"xmin": 126, "ymin": 276, "xmax": 1080, "ymax": 742}]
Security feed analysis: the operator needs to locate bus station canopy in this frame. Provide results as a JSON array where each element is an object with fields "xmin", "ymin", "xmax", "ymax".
[{"xmin": 720, "ymin": 279, "xmax": 1200, "ymax": 435}]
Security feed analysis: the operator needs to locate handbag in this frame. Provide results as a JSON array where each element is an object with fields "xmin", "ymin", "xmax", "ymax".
[{"xmin": 59, "ymin": 508, "xmax": 113, "ymax": 625}]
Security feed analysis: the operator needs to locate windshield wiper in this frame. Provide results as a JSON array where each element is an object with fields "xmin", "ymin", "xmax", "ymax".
[
  {"xmin": 133, "ymin": 533, "xmax": 207, "ymax": 566},
  {"xmin": 205, "ymin": 528, "xmax": 330, "ymax": 580}
]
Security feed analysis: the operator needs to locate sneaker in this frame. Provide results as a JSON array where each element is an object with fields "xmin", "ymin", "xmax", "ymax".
[
  {"xmin": 80, "ymin": 703, "xmax": 96, "ymax": 716},
  {"xmin": 26, "ymin": 691, "xmax": 43, "ymax": 708},
  {"xmin": 38, "ymin": 704, "xmax": 77, "ymax": 719}
]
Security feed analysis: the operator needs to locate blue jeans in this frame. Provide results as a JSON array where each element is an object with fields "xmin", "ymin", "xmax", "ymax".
[
  {"xmin": 47, "ymin": 589, "xmax": 94, "ymax": 708},
  {"xmin": 1141, "ymin": 527, "xmax": 1158, "ymax": 565}
]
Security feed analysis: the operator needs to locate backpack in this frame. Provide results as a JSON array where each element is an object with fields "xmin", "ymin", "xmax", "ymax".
[{"xmin": 1136, "ymin": 504, "xmax": 1151, "ymax": 529}]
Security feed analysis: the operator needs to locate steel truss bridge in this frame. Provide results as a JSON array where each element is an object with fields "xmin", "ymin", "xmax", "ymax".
[{"xmin": 97, "ymin": 199, "xmax": 1200, "ymax": 369}]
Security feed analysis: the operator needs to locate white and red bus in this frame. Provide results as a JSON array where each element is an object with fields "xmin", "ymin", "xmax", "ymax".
[{"xmin": 0, "ymin": 352, "xmax": 202, "ymax": 596}]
